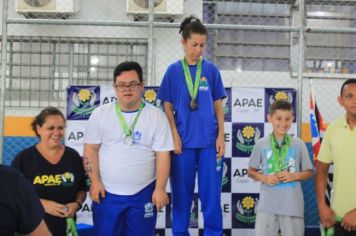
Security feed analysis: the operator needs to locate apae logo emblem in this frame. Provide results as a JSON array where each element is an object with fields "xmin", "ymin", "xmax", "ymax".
[
  {"xmin": 144, "ymin": 89, "xmax": 162, "ymax": 108},
  {"xmin": 144, "ymin": 89, "xmax": 157, "ymax": 103},
  {"xmin": 67, "ymin": 86, "xmax": 100, "ymax": 120},
  {"xmin": 133, "ymin": 131, "xmax": 142, "ymax": 144},
  {"xmin": 269, "ymin": 91, "xmax": 293, "ymax": 105},
  {"xmin": 223, "ymin": 96, "xmax": 229, "ymax": 115},
  {"xmin": 199, "ymin": 77, "xmax": 209, "ymax": 91},
  {"xmin": 61, "ymin": 172, "xmax": 75, "ymax": 187},
  {"xmin": 236, "ymin": 125, "xmax": 261, "ymax": 154},
  {"xmin": 144, "ymin": 202, "xmax": 154, "ymax": 218},
  {"xmin": 235, "ymin": 196, "xmax": 258, "ymax": 225}
]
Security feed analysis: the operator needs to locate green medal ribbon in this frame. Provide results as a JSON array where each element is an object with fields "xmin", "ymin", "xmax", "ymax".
[
  {"xmin": 181, "ymin": 58, "xmax": 202, "ymax": 108},
  {"xmin": 115, "ymin": 102, "xmax": 144, "ymax": 138},
  {"xmin": 66, "ymin": 217, "xmax": 78, "ymax": 236},
  {"xmin": 268, "ymin": 133, "xmax": 291, "ymax": 173}
]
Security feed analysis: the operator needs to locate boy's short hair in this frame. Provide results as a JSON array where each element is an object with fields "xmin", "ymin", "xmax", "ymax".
[
  {"xmin": 269, "ymin": 100, "xmax": 294, "ymax": 115},
  {"xmin": 113, "ymin": 61, "xmax": 143, "ymax": 83}
]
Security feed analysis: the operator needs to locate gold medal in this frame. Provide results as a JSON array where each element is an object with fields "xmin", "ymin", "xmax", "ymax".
[{"xmin": 190, "ymin": 99, "xmax": 198, "ymax": 110}]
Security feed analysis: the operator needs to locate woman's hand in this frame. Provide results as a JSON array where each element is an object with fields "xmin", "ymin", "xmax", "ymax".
[
  {"xmin": 40, "ymin": 199, "xmax": 68, "ymax": 218},
  {"xmin": 216, "ymin": 134, "xmax": 225, "ymax": 158},
  {"xmin": 172, "ymin": 131, "xmax": 182, "ymax": 155},
  {"xmin": 62, "ymin": 202, "xmax": 81, "ymax": 218}
]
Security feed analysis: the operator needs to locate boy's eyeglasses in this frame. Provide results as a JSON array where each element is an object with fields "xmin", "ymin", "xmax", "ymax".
[{"xmin": 114, "ymin": 82, "xmax": 141, "ymax": 91}]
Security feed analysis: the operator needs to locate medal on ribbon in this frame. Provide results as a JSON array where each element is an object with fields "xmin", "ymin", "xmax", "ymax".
[
  {"xmin": 267, "ymin": 133, "xmax": 291, "ymax": 174},
  {"xmin": 115, "ymin": 102, "xmax": 144, "ymax": 146},
  {"xmin": 124, "ymin": 136, "xmax": 134, "ymax": 146},
  {"xmin": 190, "ymin": 99, "xmax": 197, "ymax": 110},
  {"xmin": 181, "ymin": 58, "xmax": 202, "ymax": 111}
]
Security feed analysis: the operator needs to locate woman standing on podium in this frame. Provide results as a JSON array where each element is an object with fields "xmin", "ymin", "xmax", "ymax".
[{"xmin": 158, "ymin": 16, "xmax": 227, "ymax": 236}]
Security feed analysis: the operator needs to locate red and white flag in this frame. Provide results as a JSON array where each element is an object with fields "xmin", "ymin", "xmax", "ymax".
[{"xmin": 309, "ymin": 79, "xmax": 326, "ymax": 165}]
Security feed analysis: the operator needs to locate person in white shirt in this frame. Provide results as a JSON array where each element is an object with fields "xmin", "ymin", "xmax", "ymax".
[{"xmin": 83, "ymin": 61, "xmax": 174, "ymax": 236}]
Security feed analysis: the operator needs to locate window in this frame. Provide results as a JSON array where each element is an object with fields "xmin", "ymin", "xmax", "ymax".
[{"xmin": 6, "ymin": 37, "xmax": 148, "ymax": 107}]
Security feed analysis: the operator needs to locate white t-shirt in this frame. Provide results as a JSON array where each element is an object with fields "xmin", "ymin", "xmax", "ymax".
[{"xmin": 84, "ymin": 102, "xmax": 173, "ymax": 195}]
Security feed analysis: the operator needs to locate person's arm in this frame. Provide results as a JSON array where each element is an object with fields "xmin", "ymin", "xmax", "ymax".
[
  {"xmin": 152, "ymin": 151, "xmax": 170, "ymax": 211},
  {"xmin": 214, "ymin": 99, "xmax": 225, "ymax": 157},
  {"xmin": 83, "ymin": 143, "xmax": 105, "ymax": 203},
  {"xmin": 23, "ymin": 220, "xmax": 51, "ymax": 236},
  {"xmin": 248, "ymin": 167, "xmax": 280, "ymax": 185},
  {"xmin": 316, "ymin": 161, "xmax": 335, "ymax": 228},
  {"xmin": 39, "ymin": 199, "xmax": 68, "ymax": 218},
  {"xmin": 74, "ymin": 190, "xmax": 86, "ymax": 208},
  {"xmin": 164, "ymin": 102, "xmax": 182, "ymax": 154}
]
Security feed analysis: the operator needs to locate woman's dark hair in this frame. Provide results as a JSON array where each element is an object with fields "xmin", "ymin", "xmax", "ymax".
[
  {"xmin": 113, "ymin": 61, "xmax": 143, "ymax": 83},
  {"xmin": 179, "ymin": 16, "xmax": 207, "ymax": 40},
  {"xmin": 31, "ymin": 107, "xmax": 65, "ymax": 137}
]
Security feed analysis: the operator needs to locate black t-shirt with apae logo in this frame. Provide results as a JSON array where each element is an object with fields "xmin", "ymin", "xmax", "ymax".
[{"xmin": 12, "ymin": 146, "xmax": 86, "ymax": 236}]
